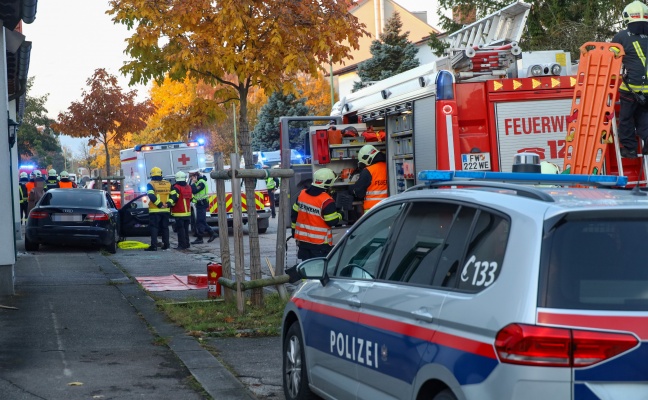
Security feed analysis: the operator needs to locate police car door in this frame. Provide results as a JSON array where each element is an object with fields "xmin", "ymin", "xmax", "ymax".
[
  {"xmin": 355, "ymin": 202, "xmax": 471, "ymax": 400},
  {"xmin": 302, "ymin": 204, "xmax": 404, "ymax": 399}
]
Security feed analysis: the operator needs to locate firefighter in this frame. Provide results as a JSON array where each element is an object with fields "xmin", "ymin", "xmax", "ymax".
[
  {"xmin": 27, "ymin": 170, "xmax": 45, "ymax": 214},
  {"xmin": 291, "ymin": 168, "xmax": 342, "ymax": 261},
  {"xmin": 58, "ymin": 171, "xmax": 77, "ymax": 188},
  {"xmin": 25, "ymin": 171, "xmax": 36, "ymax": 195},
  {"xmin": 168, "ymin": 171, "xmax": 193, "ymax": 250},
  {"xmin": 613, "ymin": 1, "xmax": 648, "ymax": 158},
  {"xmin": 45, "ymin": 169, "xmax": 60, "ymax": 191},
  {"xmin": 146, "ymin": 167, "xmax": 171, "ymax": 251},
  {"xmin": 19, "ymin": 172, "xmax": 29, "ymax": 223},
  {"xmin": 349, "ymin": 144, "xmax": 388, "ymax": 211},
  {"xmin": 189, "ymin": 170, "xmax": 218, "ymax": 244},
  {"xmin": 265, "ymin": 165, "xmax": 279, "ymax": 218}
]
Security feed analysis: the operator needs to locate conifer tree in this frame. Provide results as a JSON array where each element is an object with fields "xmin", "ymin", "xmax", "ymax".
[
  {"xmin": 252, "ymin": 92, "xmax": 309, "ymax": 152},
  {"xmin": 353, "ymin": 11, "xmax": 420, "ymax": 92}
]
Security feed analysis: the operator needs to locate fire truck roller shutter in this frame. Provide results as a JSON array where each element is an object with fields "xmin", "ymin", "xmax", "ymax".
[{"xmin": 413, "ymin": 96, "xmax": 438, "ymax": 181}]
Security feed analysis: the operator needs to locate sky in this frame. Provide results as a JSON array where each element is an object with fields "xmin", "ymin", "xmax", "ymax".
[{"xmin": 22, "ymin": 0, "xmax": 440, "ymax": 156}]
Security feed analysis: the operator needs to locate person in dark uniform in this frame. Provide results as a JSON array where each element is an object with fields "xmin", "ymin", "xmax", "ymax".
[
  {"xmin": 19, "ymin": 172, "xmax": 29, "ymax": 223},
  {"xmin": 291, "ymin": 168, "xmax": 342, "ymax": 261},
  {"xmin": 613, "ymin": 1, "xmax": 648, "ymax": 158},
  {"xmin": 146, "ymin": 167, "xmax": 171, "ymax": 251},
  {"xmin": 45, "ymin": 169, "xmax": 60, "ymax": 191},
  {"xmin": 168, "ymin": 171, "xmax": 193, "ymax": 250},
  {"xmin": 189, "ymin": 170, "xmax": 217, "ymax": 244}
]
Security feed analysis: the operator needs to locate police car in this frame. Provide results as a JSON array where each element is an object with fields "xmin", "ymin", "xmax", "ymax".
[{"xmin": 281, "ymin": 169, "xmax": 648, "ymax": 400}]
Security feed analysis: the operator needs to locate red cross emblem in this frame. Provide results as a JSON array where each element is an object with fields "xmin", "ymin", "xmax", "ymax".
[{"xmin": 178, "ymin": 154, "xmax": 191, "ymax": 165}]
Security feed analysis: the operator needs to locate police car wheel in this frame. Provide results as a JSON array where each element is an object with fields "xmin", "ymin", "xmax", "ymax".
[
  {"xmin": 283, "ymin": 322, "xmax": 315, "ymax": 400},
  {"xmin": 432, "ymin": 389, "xmax": 457, "ymax": 400}
]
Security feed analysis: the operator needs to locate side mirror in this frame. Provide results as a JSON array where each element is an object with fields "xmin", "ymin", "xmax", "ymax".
[
  {"xmin": 295, "ymin": 257, "xmax": 329, "ymax": 286},
  {"xmin": 131, "ymin": 202, "xmax": 138, "ymax": 209}
]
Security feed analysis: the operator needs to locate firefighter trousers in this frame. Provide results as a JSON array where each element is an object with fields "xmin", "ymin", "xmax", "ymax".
[
  {"xmin": 618, "ymin": 91, "xmax": 648, "ymax": 151},
  {"xmin": 149, "ymin": 212, "xmax": 170, "ymax": 249}
]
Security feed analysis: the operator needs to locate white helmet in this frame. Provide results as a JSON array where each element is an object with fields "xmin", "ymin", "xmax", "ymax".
[
  {"xmin": 60, "ymin": 170, "xmax": 69, "ymax": 178},
  {"xmin": 540, "ymin": 161, "xmax": 560, "ymax": 174},
  {"xmin": 48, "ymin": 168, "xmax": 57, "ymax": 177},
  {"xmin": 175, "ymin": 171, "xmax": 187, "ymax": 181},
  {"xmin": 312, "ymin": 168, "xmax": 337, "ymax": 189},
  {"xmin": 34, "ymin": 170, "xmax": 42, "ymax": 178},
  {"xmin": 358, "ymin": 144, "xmax": 379, "ymax": 166},
  {"xmin": 623, "ymin": 1, "xmax": 648, "ymax": 24},
  {"xmin": 20, "ymin": 172, "xmax": 28, "ymax": 179}
]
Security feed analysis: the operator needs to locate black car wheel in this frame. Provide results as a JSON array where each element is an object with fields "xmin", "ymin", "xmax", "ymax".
[
  {"xmin": 283, "ymin": 322, "xmax": 315, "ymax": 400},
  {"xmin": 24, "ymin": 236, "xmax": 39, "ymax": 252}
]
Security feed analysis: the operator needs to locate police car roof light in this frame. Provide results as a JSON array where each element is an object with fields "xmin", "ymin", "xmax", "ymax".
[{"xmin": 418, "ymin": 170, "xmax": 628, "ymax": 187}]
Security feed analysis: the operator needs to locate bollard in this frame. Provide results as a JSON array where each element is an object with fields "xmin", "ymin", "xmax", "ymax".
[{"xmin": 207, "ymin": 262, "xmax": 222, "ymax": 298}]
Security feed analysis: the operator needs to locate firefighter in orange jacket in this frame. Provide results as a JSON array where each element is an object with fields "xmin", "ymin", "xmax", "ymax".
[
  {"xmin": 350, "ymin": 144, "xmax": 388, "ymax": 211},
  {"xmin": 167, "ymin": 171, "xmax": 193, "ymax": 250},
  {"xmin": 146, "ymin": 166, "xmax": 171, "ymax": 251},
  {"xmin": 58, "ymin": 171, "xmax": 77, "ymax": 188},
  {"xmin": 291, "ymin": 168, "xmax": 342, "ymax": 261}
]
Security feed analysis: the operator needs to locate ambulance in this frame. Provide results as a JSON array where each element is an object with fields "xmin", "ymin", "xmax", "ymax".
[{"xmin": 119, "ymin": 140, "xmax": 272, "ymax": 233}]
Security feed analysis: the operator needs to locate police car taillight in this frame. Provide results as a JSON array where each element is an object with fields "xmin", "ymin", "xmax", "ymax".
[{"xmin": 495, "ymin": 323, "xmax": 638, "ymax": 368}]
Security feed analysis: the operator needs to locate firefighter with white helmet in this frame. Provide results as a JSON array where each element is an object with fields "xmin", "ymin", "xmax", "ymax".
[
  {"xmin": 145, "ymin": 166, "xmax": 171, "ymax": 251},
  {"xmin": 291, "ymin": 167, "xmax": 342, "ymax": 261},
  {"xmin": 27, "ymin": 170, "xmax": 46, "ymax": 214},
  {"xmin": 189, "ymin": 168, "xmax": 218, "ymax": 244},
  {"xmin": 350, "ymin": 144, "xmax": 388, "ymax": 211},
  {"xmin": 167, "ymin": 170, "xmax": 193, "ymax": 250},
  {"xmin": 613, "ymin": 1, "xmax": 648, "ymax": 158},
  {"xmin": 58, "ymin": 171, "xmax": 77, "ymax": 188},
  {"xmin": 45, "ymin": 168, "xmax": 60, "ymax": 191}
]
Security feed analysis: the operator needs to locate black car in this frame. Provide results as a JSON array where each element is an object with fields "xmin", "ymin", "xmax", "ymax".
[{"xmin": 25, "ymin": 189, "xmax": 121, "ymax": 253}]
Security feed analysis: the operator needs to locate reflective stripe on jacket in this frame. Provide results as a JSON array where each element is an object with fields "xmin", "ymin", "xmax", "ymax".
[
  {"xmin": 193, "ymin": 177, "xmax": 209, "ymax": 201},
  {"xmin": 19, "ymin": 183, "xmax": 27, "ymax": 203},
  {"xmin": 266, "ymin": 177, "xmax": 276, "ymax": 190},
  {"xmin": 169, "ymin": 183, "xmax": 193, "ymax": 217},
  {"xmin": 363, "ymin": 162, "xmax": 388, "ymax": 211},
  {"xmin": 293, "ymin": 190, "xmax": 334, "ymax": 245},
  {"xmin": 148, "ymin": 179, "xmax": 171, "ymax": 213}
]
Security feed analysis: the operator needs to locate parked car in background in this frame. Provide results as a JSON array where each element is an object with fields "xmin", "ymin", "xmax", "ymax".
[
  {"xmin": 84, "ymin": 180, "xmax": 135, "ymax": 209},
  {"xmin": 25, "ymin": 189, "xmax": 121, "ymax": 253},
  {"xmin": 281, "ymin": 170, "xmax": 647, "ymax": 400}
]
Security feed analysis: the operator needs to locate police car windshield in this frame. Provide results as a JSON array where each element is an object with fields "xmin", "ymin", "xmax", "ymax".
[
  {"xmin": 40, "ymin": 191, "xmax": 104, "ymax": 208},
  {"xmin": 543, "ymin": 218, "xmax": 648, "ymax": 311}
]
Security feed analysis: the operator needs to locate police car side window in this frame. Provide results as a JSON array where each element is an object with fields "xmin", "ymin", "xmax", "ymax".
[
  {"xmin": 383, "ymin": 202, "xmax": 458, "ymax": 285},
  {"xmin": 432, "ymin": 206, "xmax": 477, "ymax": 288},
  {"xmin": 334, "ymin": 205, "xmax": 403, "ymax": 279},
  {"xmin": 456, "ymin": 212, "xmax": 509, "ymax": 292}
]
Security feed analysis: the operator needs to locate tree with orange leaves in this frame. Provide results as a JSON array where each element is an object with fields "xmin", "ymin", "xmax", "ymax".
[
  {"xmin": 52, "ymin": 69, "xmax": 153, "ymax": 176},
  {"xmin": 108, "ymin": 0, "xmax": 367, "ymax": 307}
]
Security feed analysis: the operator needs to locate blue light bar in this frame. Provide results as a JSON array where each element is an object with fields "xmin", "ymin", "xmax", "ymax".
[{"xmin": 418, "ymin": 170, "xmax": 628, "ymax": 187}]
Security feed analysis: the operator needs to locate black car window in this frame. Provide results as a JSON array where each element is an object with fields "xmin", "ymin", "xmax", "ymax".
[
  {"xmin": 334, "ymin": 204, "xmax": 403, "ymax": 280},
  {"xmin": 432, "ymin": 206, "xmax": 477, "ymax": 288},
  {"xmin": 456, "ymin": 212, "xmax": 509, "ymax": 292},
  {"xmin": 544, "ymin": 219, "xmax": 648, "ymax": 311},
  {"xmin": 39, "ymin": 191, "xmax": 104, "ymax": 208},
  {"xmin": 382, "ymin": 202, "xmax": 458, "ymax": 285}
]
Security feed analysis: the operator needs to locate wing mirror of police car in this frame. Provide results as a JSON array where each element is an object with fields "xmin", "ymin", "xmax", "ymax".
[{"xmin": 291, "ymin": 258, "xmax": 329, "ymax": 286}]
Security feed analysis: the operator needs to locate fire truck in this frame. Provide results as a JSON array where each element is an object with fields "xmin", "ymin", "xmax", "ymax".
[
  {"xmin": 281, "ymin": 2, "xmax": 583, "ymax": 198},
  {"xmin": 120, "ymin": 140, "xmax": 272, "ymax": 232}
]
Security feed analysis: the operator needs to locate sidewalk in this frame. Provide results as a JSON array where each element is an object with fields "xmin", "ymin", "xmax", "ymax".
[{"xmin": 0, "ymin": 225, "xmax": 285, "ymax": 399}]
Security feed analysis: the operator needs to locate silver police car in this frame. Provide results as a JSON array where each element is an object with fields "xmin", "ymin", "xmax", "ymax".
[{"xmin": 281, "ymin": 170, "xmax": 648, "ymax": 400}]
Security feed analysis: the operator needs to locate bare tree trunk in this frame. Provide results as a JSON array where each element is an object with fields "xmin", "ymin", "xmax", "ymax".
[
  {"xmin": 238, "ymin": 85, "xmax": 263, "ymax": 307},
  {"xmin": 103, "ymin": 136, "xmax": 111, "ymax": 177}
]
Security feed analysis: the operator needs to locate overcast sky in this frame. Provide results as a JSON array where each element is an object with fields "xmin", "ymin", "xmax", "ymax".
[{"xmin": 22, "ymin": 0, "xmax": 441, "ymax": 155}]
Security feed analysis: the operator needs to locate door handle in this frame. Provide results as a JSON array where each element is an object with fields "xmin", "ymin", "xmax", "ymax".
[
  {"xmin": 411, "ymin": 308, "xmax": 434, "ymax": 323},
  {"xmin": 347, "ymin": 296, "xmax": 361, "ymax": 308}
]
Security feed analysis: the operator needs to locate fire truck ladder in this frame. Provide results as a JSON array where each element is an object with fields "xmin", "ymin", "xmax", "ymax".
[
  {"xmin": 562, "ymin": 42, "xmax": 634, "ymax": 179},
  {"xmin": 440, "ymin": 1, "xmax": 531, "ymax": 78}
]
